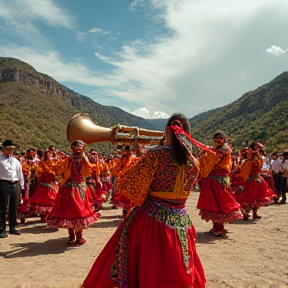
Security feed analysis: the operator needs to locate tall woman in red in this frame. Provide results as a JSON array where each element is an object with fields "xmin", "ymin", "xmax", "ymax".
[
  {"xmin": 47, "ymin": 140, "xmax": 98, "ymax": 245},
  {"xmin": 81, "ymin": 113, "xmax": 206, "ymax": 288}
]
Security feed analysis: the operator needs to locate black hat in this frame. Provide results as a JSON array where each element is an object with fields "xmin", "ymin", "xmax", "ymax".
[{"xmin": 2, "ymin": 140, "xmax": 18, "ymax": 149}]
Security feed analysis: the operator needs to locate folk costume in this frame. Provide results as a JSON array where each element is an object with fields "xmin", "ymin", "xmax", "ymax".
[
  {"xmin": 28, "ymin": 152, "xmax": 59, "ymax": 220},
  {"xmin": 197, "ymin": 133, "xmax": 243, "ymax": 237},
  {"xmin": 86, "ymin": 152, "xmax": 107, "ymax": 212},
  {"xmin": 46, "ymin": 141, "xmax": 98, "ymax": 245},
  {"xmin": 81, "ymin": 115, "xmax": 206, "ymax": 288},
  {"xmin": 237, "ymin": 144, "xmax": 276, "ymax": 220},
  {"xmin": 112, "ymin": 151, "xmax": 138, "ymax": 216},
  {"xmin": 17, "ymin": 157, "xmax": 39, "ymax": 223}
]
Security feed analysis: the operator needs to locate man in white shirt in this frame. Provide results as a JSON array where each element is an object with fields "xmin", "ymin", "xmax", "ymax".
[
  {"xmin": 0, "ymin": 140, "xmax": 24, "ymax": 238},
  {"xmin": 271, "ymin": 152, "xmax": 282, "ymax": 203}
]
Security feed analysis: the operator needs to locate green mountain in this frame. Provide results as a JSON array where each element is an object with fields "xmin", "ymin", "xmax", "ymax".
[
  {"xmin": 1, "ymin": 56, "xmax": 287, "ymax": 154},
  {"xmin": 189, "ymin": 72, "xmax": 288, "ymax": 152},
  {"xmin": 0, "ymin": 57, "xmax": 160, "ymax": 153}
]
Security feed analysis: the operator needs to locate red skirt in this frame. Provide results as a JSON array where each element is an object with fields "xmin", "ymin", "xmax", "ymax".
[
  {"xmin": 17, "ymin": 183, "xmax": 30, "ymax": 215},
  {"xmin": 112, "ymin": 193, "xmax": 131, "ymax": 209},
  {"xmin": 230, "ymin": 173, "xmax": 245, "ymax": 203},
  {"xmin": 81, "ymin": 197, "xmax": 206, "ymax": 288},
  {"xmin": 237, "ymin": 176, "xmax": 276, "ymax": 210},
  {"xmin": 46, "ymin": 183, "xmax": 98, "ymax": 229},
  {"xmin": 28, "ymin": 182, "xmax": 58, "ymax": 214},
  {"xmin": 88, "ymin": 182, "xmax": 107, "ymax": 209},
  {"xmin": 197, "ymin": 177, "xmax": 243, "ymax": 223},
  {"xmin": 261, "ymin": 172, "xmax": 277, "ymax": 194}
]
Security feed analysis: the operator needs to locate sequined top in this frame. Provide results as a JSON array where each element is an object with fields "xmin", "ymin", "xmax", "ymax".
[{"xmin": 116, "ymin": 146, "xmax": 199, "ymax": 206}]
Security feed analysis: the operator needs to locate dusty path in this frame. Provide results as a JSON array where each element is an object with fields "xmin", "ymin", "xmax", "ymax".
[{"xmin": 0, "ymin": 192, "xmax": 288, "ymax": 288}]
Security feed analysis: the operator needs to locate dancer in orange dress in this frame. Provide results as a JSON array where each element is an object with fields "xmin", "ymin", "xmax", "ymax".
[
  {"xmin": 46, "ymin": 140, "xmax": 98, "ymax": 245},
  {"xmin": 237, "ymin": 142, "xmax": 276, "ymax": 220},
  {"xmin": 28, "ymin": 151, "xmax": 59, "ymax": 221},
  {"xmin": 82, "ymin": 113, "xmax": 206, "ymax": 288},
  {"xmin": 112, "ymin": 146, "xmax": 139, "ymax": 218},
  {"xmin": 197, "ymin": 132, "xmax": 243, "ymax": 237},
  {"xmin": 18, "ymin": 150, "xmax": 40, "ymax": 223},
  {"xmin": 86, "ymin": 150, "xmax": 107, "ymax": 212}
]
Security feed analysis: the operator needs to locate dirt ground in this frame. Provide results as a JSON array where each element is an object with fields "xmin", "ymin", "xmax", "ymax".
[{"xmin": 0, "ymin": 192, "xmax": 288, "ymax": 288}]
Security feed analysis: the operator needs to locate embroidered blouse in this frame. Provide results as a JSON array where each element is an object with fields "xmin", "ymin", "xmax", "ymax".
[
  {"xmin": 115, "ymin": 146, "xmax": 199, "ymax": 206},
  {"xmin": 239, "ymin": 154, "xmax": 263, "ymax": 182}
]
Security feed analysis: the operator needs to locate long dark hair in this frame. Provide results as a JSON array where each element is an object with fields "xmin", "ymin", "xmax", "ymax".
[{"xmin": 166, "ymin": 113, "xmax": 191, "ymax": 165}]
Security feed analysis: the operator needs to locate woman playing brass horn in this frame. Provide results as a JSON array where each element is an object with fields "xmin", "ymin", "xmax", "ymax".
[{"xmin": 82, "ymin": 113, "xmax": 206, "ymax": 288}]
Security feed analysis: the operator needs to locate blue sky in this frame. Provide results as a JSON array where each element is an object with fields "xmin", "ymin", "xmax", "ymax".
[{"xmin": 0, "ymin": 0, "xmax": 288, "ymax": 119}]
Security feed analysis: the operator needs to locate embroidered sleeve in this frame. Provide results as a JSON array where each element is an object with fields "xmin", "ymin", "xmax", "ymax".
[
  {"xmin": 80, "ymin": 157, "xmax": 93, "ymax": 178},
  {"xmin": 199, "ymin": 150, "xmax": 221, "ymax": 178},
  {"xmin": 238, "ymin": 160, "xmax": 252, "ymax": 181},
  {"xmin": 116, "ymin": 151, "xmax": 159, "ymax": 206}
]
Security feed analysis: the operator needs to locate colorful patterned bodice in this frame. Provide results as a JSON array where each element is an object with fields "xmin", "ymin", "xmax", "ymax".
[{"xmin": 116, "ymin": 146, "xmax": 199, "ymax": 206}]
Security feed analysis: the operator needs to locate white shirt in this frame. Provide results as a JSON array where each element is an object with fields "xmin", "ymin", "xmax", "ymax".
[
  {"xmin": 0, "ymin": 154, "xmax": 25, "ymax": 189},
  {"xmin": 271, "ymin": 158, "xmax": 282, "ymax": 173}
]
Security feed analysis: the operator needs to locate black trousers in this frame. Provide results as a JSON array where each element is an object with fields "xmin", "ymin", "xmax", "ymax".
[
  {"xmin": 281, "ymin": 177, "xmax": 287, "ymax": 201},
  {"xmin": 272, "ymin": 172, "xmax": 282, "ymax": 197},
  {"xmin": 0, "ymin": 180, "xmax": 20, "ymax": 230}
]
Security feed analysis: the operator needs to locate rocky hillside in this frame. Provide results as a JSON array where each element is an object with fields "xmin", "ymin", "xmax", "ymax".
[
  {"xmin": 0, "ymin": 57, "xmax": 160, "ymax": 153},
  {"xmin": 1, "ymin": 57, "xmax": 287, "ymax": 154}
]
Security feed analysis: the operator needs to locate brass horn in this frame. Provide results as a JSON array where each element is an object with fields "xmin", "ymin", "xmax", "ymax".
[{"xmin": 67, "ymin": 113, "xmax": 164, "ymax": 145}]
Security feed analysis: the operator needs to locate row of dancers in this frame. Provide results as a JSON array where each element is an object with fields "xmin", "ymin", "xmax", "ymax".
[{"xmin": 1, "ymin": 113, "xmax": 287, "ymax": 287}]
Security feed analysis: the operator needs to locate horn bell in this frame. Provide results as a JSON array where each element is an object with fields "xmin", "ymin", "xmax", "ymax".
[{"xmin": 67, "ymin": 113, "xmax": 114, "ymax": 144}]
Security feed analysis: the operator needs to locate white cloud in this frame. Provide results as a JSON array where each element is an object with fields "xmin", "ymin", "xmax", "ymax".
[
  {"xmin": 131, "ymin": 108, "xmax": 169, "ymax": 119},
  {"xmin": 152, "ymin": 111, "xmax": 169, "ymax": 119},
  {"xmin": 0, "ymin": 0, "xmax": 74, "ymax": 45},
  {"xmin": 89, "ymin": 28, "xmax": 104, "ymax": 33},
  {"xmin": 92, "ymin": 0, "xmax": 288, "ymax": 115},
  {"xmin": 132, "ymin": 108, "xmax": 151, "ymax": 119},
  {"xmin": 0, "ymin": 45, "xmax": 115, "ymax": 87},
  {"xmin": 266, "ymin": 45, "xmax": 287, "ymax": 56},
  {"xmin": 1, "ymin": 0, "xmax": 288, "ymax": 118}
]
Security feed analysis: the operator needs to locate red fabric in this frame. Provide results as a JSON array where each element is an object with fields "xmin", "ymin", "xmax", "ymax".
[
  {"xmin": 237, "ymin": 176, "xmax": 276, "ymax": 209},
  {"xmin": 28, "ymin": 183, "xmax": 58, "ymax": 214},
  {"xmin": 102, "ymin": 181, "xmax": 112, "ymax": 192},
  {"xmin": 197, "ymin": 177, "xmax": 242, "ymax": 223},
  {"xmin": 82, "ymin": 210, "xmax": 206, "ymax": 288},
  {"xmin": 113, "ymin": 193, "xmax": 131, "ymax": 209},
  {"xmin": 17, "ymin": 191, "xmax": 29, "ymax": 214},
  {"xmin": 230, "ymin": 173, "xmax": 245, "ymax": 203},
  {"xmin": 46, "ymin": 185, "xmax": 98, "ymax": 229},
  {"xmin": 89, "ymin": 182, "xmax": 107, "ymax": 208},
  {"xmin": 261, "ymin": 173, "xmax": 277, "ymax": 193}
]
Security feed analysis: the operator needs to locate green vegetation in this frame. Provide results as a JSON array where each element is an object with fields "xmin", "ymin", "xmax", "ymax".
[
  {"xmin": 189, "ymin": 72, "xmax": 288, "ymax": 153},
  {"xmin": 1, "ymin": 57, "xmax": 287, "ymax": 154},
  {"xmin": 0, "ymin": 57, "xmax": 158, "ymax": 153}
]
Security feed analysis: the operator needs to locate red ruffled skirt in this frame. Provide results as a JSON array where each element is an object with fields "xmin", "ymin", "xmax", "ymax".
[
  {"xmin": 237, "ymin": 176, "xmax": 276, "ymax": 210},
  {"xmin": 197, "ymin": 177, "xmax": 243, "ymax": 223},
  {"xmin": 230, "ymin": 173, "xmax": 245, "ymax": 203},
  {"xmin": 81, "ymin": 197, "xmax": 206, "ymax": 288},
  {"xmin": 46, "ymin": 183, "xmax": 98, "ymax": 229},
  {"xmin": 88, "ymin": 182, "xmax": 107, "ymax": 210},
  {"xmin": 261, "ymin": 172, "xmax": 277, "ymax": 194},
  {"xmin": 28, "ymin": 182, "xmax": 58, "ymax": 215}
]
